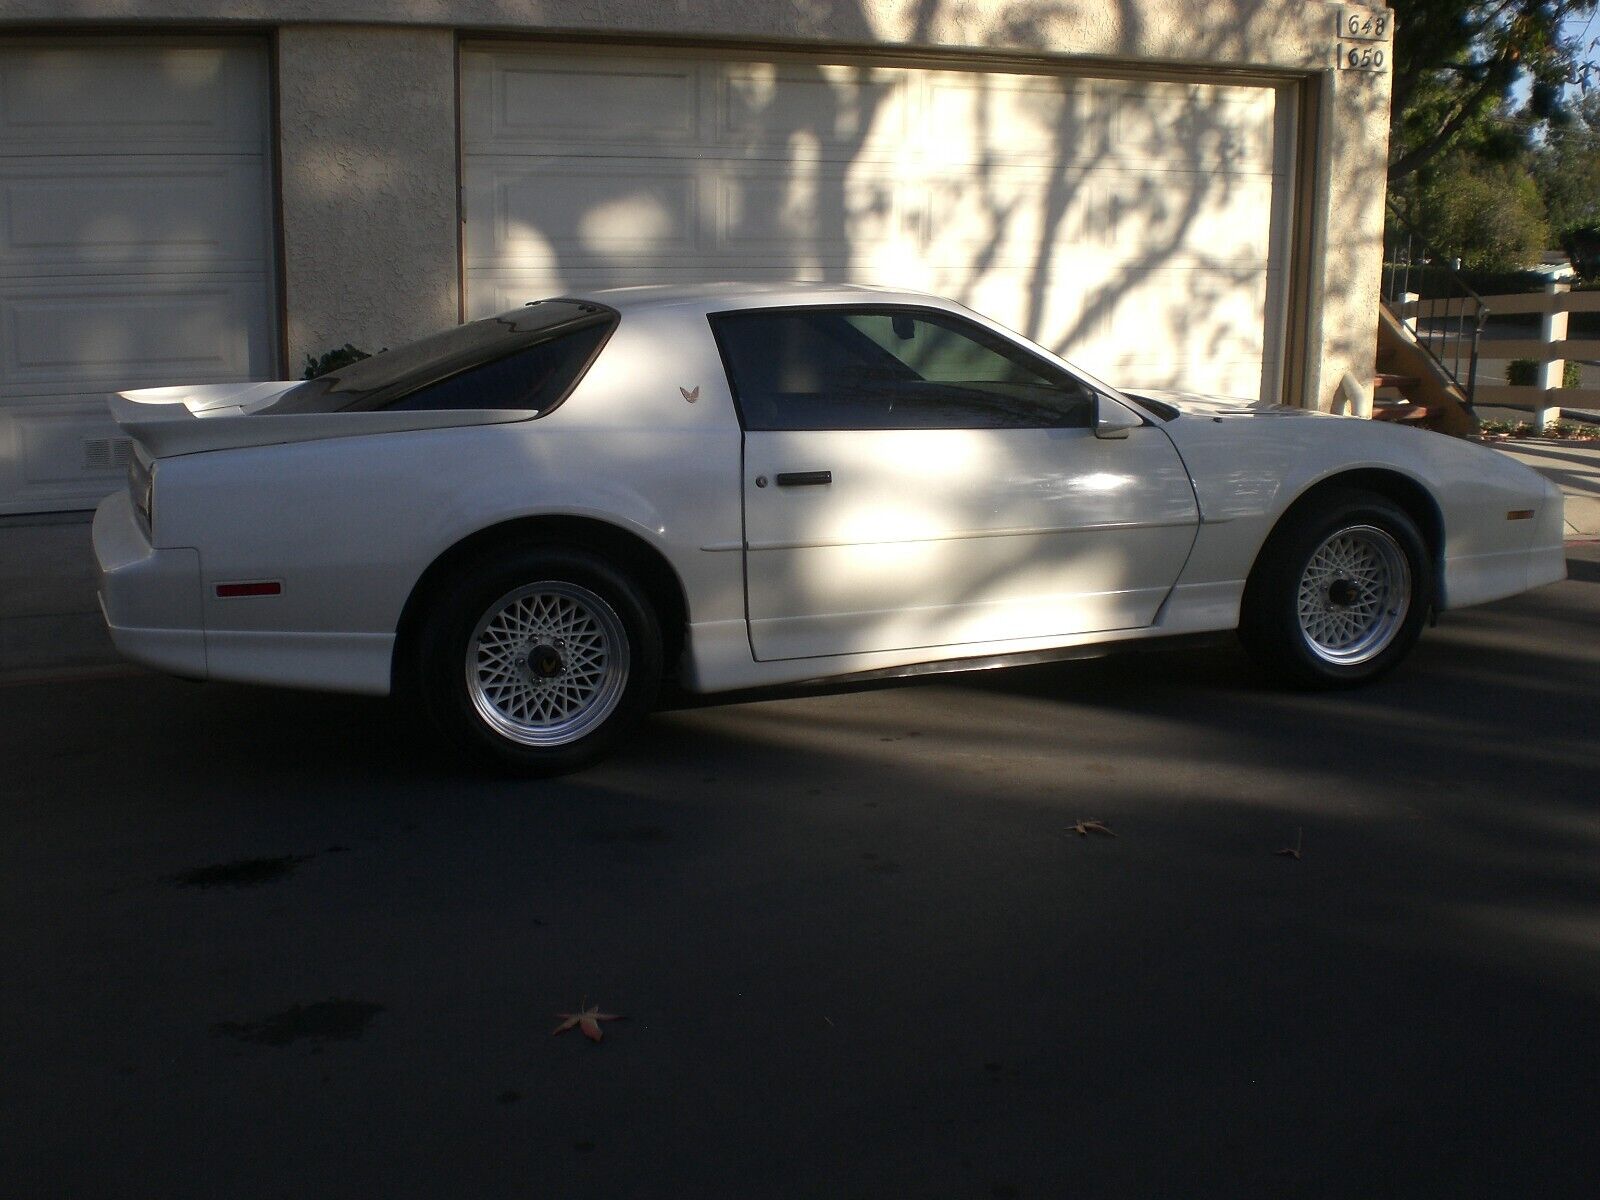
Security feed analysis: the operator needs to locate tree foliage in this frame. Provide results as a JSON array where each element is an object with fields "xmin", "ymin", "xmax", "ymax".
[
  {"xmin": 1413, "ymin": 155, "xmax": 1552, "ymax": 268},
  {"xmin": 1529, "ymin": 88, "xmax": 1600, "ymax": 234},
  {"xmin": 1389, "ymin": 0, "xmax": 1598, "ymax": 182}
]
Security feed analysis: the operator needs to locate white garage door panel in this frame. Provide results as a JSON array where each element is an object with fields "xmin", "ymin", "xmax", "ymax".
[
  {"xmin": 468, "ymin": 161, "xmax": 703, "ymax": 264},
  {"xmin": 498, "ymin": 64, "xmax": 699, "ymax": 144},
  {"xmin": 0, "ymin": 162, "xmax": 271, "ymax": 275},
  {"xmin": 0, "ymin": 44, "xmax": 264, "ymax": 154},
  {"xmin": 2, "ymin": 283, "xmax": 270, "ymax": 385},
  {"xmin": 717, "ymin": 166, "xmax": 903, "ymax": 256},
  {"xmin": 0, "ymin": 40, "xmax": 276, "ymax": 514},
  {"xmin": 461, "ymin": 47, "xmax": 1294, "ymax": 403},
  {"xmin": 14, "ymin": 408, "xmax": 136, "ymax": 488},
  {"xmin": 920, "ymin": 77, "xmax": 1277, "ymax": 171},
  {"xmin": 716, "ymin": 64, "xmax": 909, "ymax": 156}
]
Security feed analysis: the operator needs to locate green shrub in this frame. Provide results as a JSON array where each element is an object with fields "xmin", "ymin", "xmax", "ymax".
[
  {"xmin": 1563, "ymin": 225, "xmax": 1600, "ymax": 280},
  {"xmin": 1504, "ymin": 359, "xmax": 1585, "ymax": 388},
  {"xmin": 1479, "ymin": 417, "xmax": 1600, "ymax": 439},
  {"xmin": 1381, "ymin": 264, "xmax": 1552, "ymax": 300},
  {"xmin": 303, "ymin": 343, "xmax": 372, "ymax": 380}
]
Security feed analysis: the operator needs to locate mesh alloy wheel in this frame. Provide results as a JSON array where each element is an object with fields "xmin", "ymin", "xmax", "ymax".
[
  {"xmin": 1294, "ymin": 523, "xmax": 1412, "ymax": 666},
  {"xmin": 465, "ymin": 581, "xmax": 630, "ymax": 747}
]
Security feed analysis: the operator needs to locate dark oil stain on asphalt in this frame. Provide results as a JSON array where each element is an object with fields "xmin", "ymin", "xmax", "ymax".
[
  {"xmin": 583, "ymin": 826, "xmax": 669, "ymax": 844},
  {"xmin": 213, "ymin": 1000, "xmax": 385, "ymax": 1046},
  {"xmin": 173, "ymin": 855, "xmax": 308, "ymax": 888},
  {"xmin": 496, "ymin": 1090, "xmax": 522, "ymax": 1105}
]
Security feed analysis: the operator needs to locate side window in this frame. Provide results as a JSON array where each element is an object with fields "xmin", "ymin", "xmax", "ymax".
[
  {"xmin": 384, "ymin": 323, "xmax": 611, "ymax": 413},
  {"xmin": 712, "ymin": 307, "xmax": 1094, "ymax": 431}
]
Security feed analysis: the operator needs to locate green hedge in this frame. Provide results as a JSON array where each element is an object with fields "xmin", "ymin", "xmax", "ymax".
[
  {"xmin": 1382, "ymin": 263, "xmax": 1553, "ymax": 300},
  {"xmin": 1506, "ymin": 359, "xmax": 1585, "ymax": 388}
]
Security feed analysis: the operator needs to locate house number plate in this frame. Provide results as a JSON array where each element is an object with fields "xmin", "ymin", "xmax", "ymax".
[
  {"xmin": 1337, "ymin": 6, "xmax": 1391, "ymax": 71},
  {"xmin": 1339, "ymin": 43, "xmax": 1389, "ymax": 71},
  {"xmin": 1339, "ymin": 7, "xmax": 1391, "ymax": 41}
]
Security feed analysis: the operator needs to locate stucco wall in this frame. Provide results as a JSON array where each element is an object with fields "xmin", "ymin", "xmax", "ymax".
[
  {"xmin": 3, "ymin": 1, "xmax": 1394, "ymax": 408},
  {"xmin": 1310, "ymin": 63, "xmax": 1394, "ymax": 411},
  {"xmin": 276, "ymin": 26, "xmax": 460, "ymax": 370},
  {"xmin": 0, "ymin": 0, "xmax": 1353, "ymax": 67}
]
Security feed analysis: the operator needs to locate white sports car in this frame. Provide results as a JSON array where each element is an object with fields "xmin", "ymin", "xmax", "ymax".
[{"xmin": 95, "ymin": 283, "xmax": 1565, "ymax": 773}]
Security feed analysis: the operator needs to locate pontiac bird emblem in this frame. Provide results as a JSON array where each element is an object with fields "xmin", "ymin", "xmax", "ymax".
[{"xmin": 679, "ymin": 385, "xmax": 700, "ymax": 404}]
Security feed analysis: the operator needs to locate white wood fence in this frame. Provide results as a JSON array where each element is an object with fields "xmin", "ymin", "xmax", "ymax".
[{"xmin": 1392, "ymin": 281, "xmax": 1600, "ymax": 428}]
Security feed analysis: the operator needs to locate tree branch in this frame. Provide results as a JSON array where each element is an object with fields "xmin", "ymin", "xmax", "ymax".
[{"xmin": 1389, "ymin": 50, "xmax": 1520, "ymax": 181}]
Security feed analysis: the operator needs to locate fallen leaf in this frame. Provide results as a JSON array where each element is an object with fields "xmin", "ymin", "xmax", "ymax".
[
  {"xmin": 1071, "ymin": 820, "xmax": 1117, "ymax": 838},
  {"xmin": 1275, "ymin": 827, "xmax": 1304, "ymax": 861},
  {"xmin": 552, "ymin": 1002, "xmax": 622, "ymax": 1042}
]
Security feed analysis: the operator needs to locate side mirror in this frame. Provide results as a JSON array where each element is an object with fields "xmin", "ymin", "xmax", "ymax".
[{"xmin": 1094, "ymin": 394, "xmax": 1144, "ymax": 440}]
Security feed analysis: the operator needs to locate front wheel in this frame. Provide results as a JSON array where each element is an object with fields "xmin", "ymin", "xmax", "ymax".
[
  {"xmin": 1240, "ymin": 490, "xmax": 1433, "ymax": 688},
  {"xmin": 417, "ymin": 548, "xmax": 662, "ymax": 774}
]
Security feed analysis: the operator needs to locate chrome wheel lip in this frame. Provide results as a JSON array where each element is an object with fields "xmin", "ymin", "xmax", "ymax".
[
  {"xmin": 1295, "ymin": 524, "xmax": 1412, "ymax": 666},
  {"xmin": 465, "ymin": 581, "xmax": 629, "ymax": 748}
]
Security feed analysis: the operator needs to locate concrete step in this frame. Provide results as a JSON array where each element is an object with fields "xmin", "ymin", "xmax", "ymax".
[{"xmin": 1373, "ymin": 399, "xmax": 1432, "ymax": 423}]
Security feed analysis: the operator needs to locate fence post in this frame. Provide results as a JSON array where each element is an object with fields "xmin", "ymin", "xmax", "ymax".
[{"xmin": 1534, "ymin": 280, "xmax": 1570, "ymax": 431}]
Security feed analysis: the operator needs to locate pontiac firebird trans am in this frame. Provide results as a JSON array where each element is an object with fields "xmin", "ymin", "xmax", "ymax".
[{"xmin": 95, "ymin": 284, "xmax": 1566, "ymax": 773}]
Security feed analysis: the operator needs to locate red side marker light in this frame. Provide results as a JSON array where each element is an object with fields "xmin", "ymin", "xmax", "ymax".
[
  {"xmin": 1506, "ymin": 509, "xmax": 1535, "ymax": 521},
  {"xmin": 215, "ymin": 581, "xmax": 282, "ymax": 598}
]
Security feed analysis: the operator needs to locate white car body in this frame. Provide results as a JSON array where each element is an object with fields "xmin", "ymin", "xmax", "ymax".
[{"xmin": 95, "ymin": 282, "xmax": 1566, "ymax": 704}]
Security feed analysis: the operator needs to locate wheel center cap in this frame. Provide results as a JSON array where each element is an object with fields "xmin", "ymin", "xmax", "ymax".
[
  {"xmin": 528, "ymin": 644, "xmax": 564, "ymax": 678},
  {"xmin": 1327, "ymin": 579, "xmax": 1359, "ymax": 607}
]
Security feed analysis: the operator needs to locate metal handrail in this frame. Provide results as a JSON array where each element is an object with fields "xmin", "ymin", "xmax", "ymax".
[{"xmin": 1381, "ymin": 200, "xmax": 1489, "ymax": 409}]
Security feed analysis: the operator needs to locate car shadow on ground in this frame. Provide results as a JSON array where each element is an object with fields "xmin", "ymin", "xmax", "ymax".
[{"xmin": 2, "ymin": 552, "xmax": 1596, "ymax": 1197}]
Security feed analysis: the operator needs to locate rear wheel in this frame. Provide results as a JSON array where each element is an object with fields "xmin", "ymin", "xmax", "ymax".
[
  {"xmin": 418, "ymin": 547, "xmax": 661, "ymax": 774},
  {"xmin": 1240, "ymin": 490, "xmax": 1432, "ymax": 688}
]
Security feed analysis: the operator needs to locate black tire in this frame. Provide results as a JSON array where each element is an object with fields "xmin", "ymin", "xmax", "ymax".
[
  {"xmin": 416, "ymin": 546, "xmax": 662, "ymax": 775},
  {"xmin": 1239, "ymin": 488, "xmax": 1433, "ymax": 689}
]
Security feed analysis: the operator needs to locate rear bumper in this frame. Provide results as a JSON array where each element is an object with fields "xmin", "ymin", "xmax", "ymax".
[{"xmin": 93, "ymin": 491, "xmax": 207, "ymax": 678}]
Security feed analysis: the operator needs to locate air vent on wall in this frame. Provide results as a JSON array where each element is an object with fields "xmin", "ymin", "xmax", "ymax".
[{"xmin": 83, "ymin": 437, "xmax": 133, "ymax": 472}]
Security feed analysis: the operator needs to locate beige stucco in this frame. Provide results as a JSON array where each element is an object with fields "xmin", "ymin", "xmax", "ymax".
[
  {"xmin": 3, "ymin": 1, "xmax": 1394, "ymax": 408},
  {"xmin": 275, "ymin": 26, "xmax": 460, "ymax": 369}
]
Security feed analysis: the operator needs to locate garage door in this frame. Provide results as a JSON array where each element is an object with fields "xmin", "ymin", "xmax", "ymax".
[
  {"xmin": 0, "ymin": 39, "xmax": 277, "ymax": 514},
  {"xmin": 461, "ymin": 45, "xmax": 1297, "ymax": 404}
]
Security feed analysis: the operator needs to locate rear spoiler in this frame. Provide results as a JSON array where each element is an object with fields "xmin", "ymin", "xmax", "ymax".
[{"xmin": 109, "ymin": 388, "xmax": 535, "ymax": 458}]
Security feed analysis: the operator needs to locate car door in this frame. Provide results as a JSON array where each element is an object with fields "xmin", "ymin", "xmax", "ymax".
[{"xmin": 712, "ymin": 305, "xmax": 1200, "ymax": 662}]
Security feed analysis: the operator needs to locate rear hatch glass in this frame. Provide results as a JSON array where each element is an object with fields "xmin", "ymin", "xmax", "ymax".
[{"xmin": 259, "ymin": 301, "xmax": 617, "ymax": 415}]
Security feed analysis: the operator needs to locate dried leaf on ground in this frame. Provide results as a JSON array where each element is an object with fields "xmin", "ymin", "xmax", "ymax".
[
  {"xmin": 1275, "ymin": 828, "xmax": 1304, "ymax": 861},
  {"xmin": 1071, "ymin": 820, "xmax": 1117, "ymax": 838},
  {"xmin": 552, "ymin": 1002, "xmax": 622, "ymax": 1042}
]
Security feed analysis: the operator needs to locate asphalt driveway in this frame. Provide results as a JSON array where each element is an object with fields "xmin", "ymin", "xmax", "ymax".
[{"xmin": 3, "ymin": 547, "xmax": 1598, "ymax": 1199}]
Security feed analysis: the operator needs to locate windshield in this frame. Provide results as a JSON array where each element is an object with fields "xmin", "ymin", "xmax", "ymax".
[{"xmin": 261, "ymin": 300, "xmax": 617, "ymax": 414}]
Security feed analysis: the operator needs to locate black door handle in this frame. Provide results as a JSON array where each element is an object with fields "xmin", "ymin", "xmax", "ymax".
[{"xmin": 775, "ymin": 471, "xmax": 832, "ymax": 487}]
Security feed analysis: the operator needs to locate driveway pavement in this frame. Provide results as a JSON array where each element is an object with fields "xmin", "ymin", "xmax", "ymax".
[{"xmin": 3, "ymin": 546, "xmax": 1596, "ymax": 1199}]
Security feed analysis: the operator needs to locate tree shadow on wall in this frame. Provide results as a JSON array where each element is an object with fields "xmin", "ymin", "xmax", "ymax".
[{"xmin": 470, "ymin": 0, "xmax": 1388, "ymax": 401}]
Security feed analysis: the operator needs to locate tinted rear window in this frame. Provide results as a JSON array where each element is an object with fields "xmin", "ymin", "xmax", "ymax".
[{"xmin": 261, "ymin": 301, "xmax": 616, "ymax": 414}]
